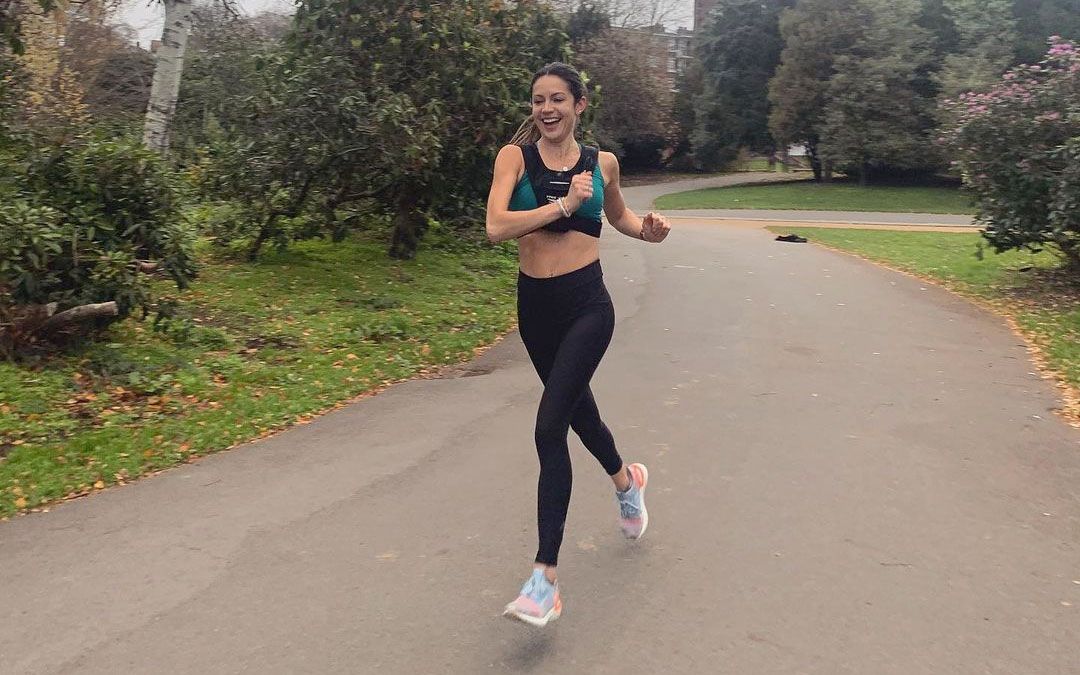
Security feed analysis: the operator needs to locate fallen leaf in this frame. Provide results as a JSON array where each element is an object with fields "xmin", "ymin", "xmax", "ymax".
[
  {"xmin": 93, "ymin": 480, "xmax": 105, "ymax": 489},
  {"xmin": 14, "ymin": 497, "xmax": 27, "ymax": 509}
]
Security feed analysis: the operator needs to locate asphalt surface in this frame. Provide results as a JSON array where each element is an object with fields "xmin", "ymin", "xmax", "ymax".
[{"xmin": 2, "ymin": 176, "xmax": 1079, "ymax": 674}]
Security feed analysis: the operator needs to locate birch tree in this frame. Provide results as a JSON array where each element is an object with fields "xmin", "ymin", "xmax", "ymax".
[{"xmin": 142, "ymin": 0, "xmax": 194, "ymax": 153}]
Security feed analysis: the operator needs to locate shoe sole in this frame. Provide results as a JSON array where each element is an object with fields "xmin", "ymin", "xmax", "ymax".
[
  {"xmin": 503, "ymin": 605, "xmax": 561, "ymax": 627},
  {"xmin": 623, "ymin": 463, "xmax": 649, "ymax": 540}
]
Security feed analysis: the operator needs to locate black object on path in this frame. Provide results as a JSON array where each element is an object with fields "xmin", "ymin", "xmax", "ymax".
[{"xmin": 775, "ymin": 234, "xmax": 808, "ymax": 243}]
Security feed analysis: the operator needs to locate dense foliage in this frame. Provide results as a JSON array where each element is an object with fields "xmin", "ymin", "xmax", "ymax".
[{"xmin": 940, "ymin": 38, "xmax": 1080, "ymax": 268}]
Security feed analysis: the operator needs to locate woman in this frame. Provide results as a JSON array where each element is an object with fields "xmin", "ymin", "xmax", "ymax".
[{"xmin": 485, "ymin": 62, "xmax": 671, "ymax": 627}]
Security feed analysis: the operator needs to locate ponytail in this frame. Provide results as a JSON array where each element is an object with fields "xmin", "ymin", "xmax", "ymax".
[{"xmin": 509, "ymin": 116, "xmax": 541, "ymax": 146}]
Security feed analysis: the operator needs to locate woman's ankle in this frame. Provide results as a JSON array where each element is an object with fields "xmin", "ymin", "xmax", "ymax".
[{"xmin": 533, "ymin": 563, "xmax": 557, "ymax": 584}]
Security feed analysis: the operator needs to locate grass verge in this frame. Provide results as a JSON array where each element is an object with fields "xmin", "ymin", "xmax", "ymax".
[
  {"xmin": 0, "ymin": 235, "xmax": 519, "ymax": 517},
  {"xmin": 768, "ymin": 227, "xmax": 1080, "ymax": 424},
  {"xmin": 657, "ymin": 182, "xmax": 974, "ymax": 214}
]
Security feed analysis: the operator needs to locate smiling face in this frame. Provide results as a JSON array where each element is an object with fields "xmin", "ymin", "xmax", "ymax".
[{"xmin": 531, "ymin": 74, "xmax": 587, "ymax": 143}]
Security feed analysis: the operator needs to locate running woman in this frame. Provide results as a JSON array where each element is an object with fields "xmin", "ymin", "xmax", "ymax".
[{"xmin": 485, "ymin": 62, "xmax": 671, "ymax": 627}]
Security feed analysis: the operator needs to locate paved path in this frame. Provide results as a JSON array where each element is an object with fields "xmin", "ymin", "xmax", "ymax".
[
  {"xmin": 2, "ymin": 179, "xmax": 1079, "ymax": 674},
  {"xmin": 626, "ymin": 172, "xmax": 976, "ymax": 227}
]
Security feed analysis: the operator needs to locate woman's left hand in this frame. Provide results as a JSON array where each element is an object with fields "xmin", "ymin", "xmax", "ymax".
[{"xmin": 640, "ymin": 212, "xmax": 670, "ymax": 243}]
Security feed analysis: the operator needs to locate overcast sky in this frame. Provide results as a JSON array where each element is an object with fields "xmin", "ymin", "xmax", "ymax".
[
  {"xmin": 114, "ymin": 0, "xmax": 296, "ymax": 48},
  {"xmin": 114, "ymin": 0, "xmax": 695, "ymax": 49}
]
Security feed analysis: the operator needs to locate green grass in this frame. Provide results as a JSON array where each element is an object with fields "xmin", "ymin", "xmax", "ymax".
[
  {"xmin": 769, "ymin": 227, "xmax": 1080, "ymax": 405},
  {"xmin": 656, "ymin": 182, "xmax": 975, "ymax": 214},
  {"xmin": 0, "ymin": 235, "xmax": 520, "ymax": 517},
  {"xmin": 731, "ymin": 158, "xmax": 792, "ymax": 172}
]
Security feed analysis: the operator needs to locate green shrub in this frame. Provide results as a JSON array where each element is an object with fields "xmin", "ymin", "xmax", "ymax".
[
  {"xmin": 940, "ymin": 38, "xmax": 1080, "ymax": 270},
  {"xmin": 0, "ymin": 134, "xmax": 197, "ymax": 356}
]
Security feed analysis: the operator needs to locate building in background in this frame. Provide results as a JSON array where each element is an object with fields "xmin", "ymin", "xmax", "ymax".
[
  {"xmin": 694, "ymin": 0, "xmax": 717, "ymax": 30},
  {"xmin": 619, "ymin": 25, "xmax": 694, "ymax": 91}
]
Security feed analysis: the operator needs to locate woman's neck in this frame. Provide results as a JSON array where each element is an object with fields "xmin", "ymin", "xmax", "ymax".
[{"xmin": 539, "ymin": 135, "xmax": 578, "ymax": 156}]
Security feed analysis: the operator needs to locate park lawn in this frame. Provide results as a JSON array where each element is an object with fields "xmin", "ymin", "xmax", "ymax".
[
  {"xmin": 0, "ymin": 235, "xmax": 520, "ymax": 517},
  {"xmin": 656, "ymin": 182, "xmax": 975, "ymax": 214},
  {"xmin": 768, "ymin": 227, "xmax": 1080, "ymax": 417}
]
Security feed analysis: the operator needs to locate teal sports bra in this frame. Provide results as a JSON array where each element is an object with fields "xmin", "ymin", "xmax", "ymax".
[{"xmin": 508, "ymin": 143, "xmax": 604, "ymax": 237}]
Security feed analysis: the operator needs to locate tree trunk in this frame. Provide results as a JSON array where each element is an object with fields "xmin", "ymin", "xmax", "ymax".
[
  {"xmin": 247, "ymin": 214, "xmax": 277, "ymax": 261},
  {"xmin": 807, "ymin": 141, "xmax": 822, "ymax": 182},
  {"xmin": 859, "ymin": 160, "xmax": 869, "ymax": 187},
  {"xmin": 823, "ymin": 159, "xmax": 833, "ymax": 183},
  {"xmin": 389, "ymin": 191, "xmax": 425, "ymax": 260},
  {"xmin": 40, "ymin": 302, "xmax": 118, "ymax": 331},
  {"xmin": 1058, "ymin": 239, "xmax": 1080, "ymax": 273},
  {"xmin": 143, "ymin": 0, "xmax": 194, "ymax": 153}
]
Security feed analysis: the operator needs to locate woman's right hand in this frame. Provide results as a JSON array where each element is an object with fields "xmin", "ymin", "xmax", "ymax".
[{"xmin": 564, "ymin": 171, "xmax": 593, "ymax": 213}]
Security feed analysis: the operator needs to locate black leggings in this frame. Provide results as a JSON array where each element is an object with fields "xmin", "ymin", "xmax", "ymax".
[{"xmin": 517, "ymin": 260, "xmax": 624, "ymax": 566}]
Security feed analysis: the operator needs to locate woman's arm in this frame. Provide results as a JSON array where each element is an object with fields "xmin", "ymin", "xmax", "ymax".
[
  {"xmin": 485, "ymin": 145, "xmax": 568, "ymax": 243},
  {"xmin": 599, "ymin": 152, "xmax": 670, "ymax": 243}
]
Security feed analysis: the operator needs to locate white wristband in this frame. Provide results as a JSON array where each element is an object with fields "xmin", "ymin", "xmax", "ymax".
[{"xmin": 557, "ymin": 198, "xmax": 571, "ymax": 218}]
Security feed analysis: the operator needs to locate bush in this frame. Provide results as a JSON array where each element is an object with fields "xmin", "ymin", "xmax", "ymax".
[
  {"xmin": 940, "ymin": 38, "xmax": 1080, "ymax": 270},
  {"xmin": 0, "ymin": 134, "xmax": 197, "ymax": 356}
]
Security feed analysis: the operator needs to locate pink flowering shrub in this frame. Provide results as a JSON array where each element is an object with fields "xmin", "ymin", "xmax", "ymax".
[{"xmin": 940, "ymin": 38, "xmax": 1080, "ymax": 270}]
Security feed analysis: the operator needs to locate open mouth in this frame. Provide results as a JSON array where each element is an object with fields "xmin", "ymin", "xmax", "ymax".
[{"xmin": 539, "ymin": 117, "xmax": 561, "ymax": 131}]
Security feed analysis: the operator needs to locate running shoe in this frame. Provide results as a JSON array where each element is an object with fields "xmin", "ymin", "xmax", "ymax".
[
  {"xmin": 617, "ymin": 462, "xmax": 649, "ymax": 539},
  {"xmin": 503, "ymin": 568, "xmax": 562, "ymax": 627}
]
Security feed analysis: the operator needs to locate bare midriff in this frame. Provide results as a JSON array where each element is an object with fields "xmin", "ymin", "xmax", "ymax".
[{"xmin": 517, "ymin": 229, "xmax": 600, "ymax": 278}]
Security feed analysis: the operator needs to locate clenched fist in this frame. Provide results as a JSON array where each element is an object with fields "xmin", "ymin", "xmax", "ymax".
[{"xmin": 640, "ymin": 212, "xmax": 670, "ymax": 243}]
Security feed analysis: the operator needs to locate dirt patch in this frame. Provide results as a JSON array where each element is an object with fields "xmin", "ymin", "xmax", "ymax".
[{"xmin": 996, "ymin": 266, "xmax": 1080, "ymax": 309}]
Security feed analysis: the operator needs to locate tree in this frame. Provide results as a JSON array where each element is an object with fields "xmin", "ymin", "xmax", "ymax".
[
  {"xmin": 576, "ymin": 26, "xmax": 676, "ymax": 170},
  {"xmin": 768, "ymin": 0, "xmax": 862, "ymax": 180},
  {"xmin": 548, "ymin": 0, "xmax": 690, "ymax": 29},
  {"xmin": 691, "ymin": 0, "xmax": 795, "ymax": 171},
  {"xmin": 172, "ymin": 8, "xmax": 288, "ymax": 158},
  {"xmin": 66, "ymin": 12, "xmax": 154, "ymax": 123},
  {"xmin": 143, "ymin": 0, "xmax": 195, "ymax": 153},
  {"xmin": 933, "ymin": 0, "xmax": 1016, "ymax": 99},
  {"xmin": 12, "ymin": 7, "xmax": 89, "ymax": 134},
  {"xmin": 206, "ymin": 0, "xmax": 570, "ymax": 260},
  {"xmin": 670, "ymin": 57, "xmax": 702, "ymax": 167},
  {"xmin": 1, "ymin": 0, "xmax": 56, "ymax": 54},
  {"xmin": 818, "ymin": 0, "xmax": 935, "ymax": 184},
  {"xmin": 567, "ymin": 2, "xmax": 611, "ymax": 46},
  {"xmin": 1012, "ymin": 0, "xmax": 1080, "ymax": 65}
]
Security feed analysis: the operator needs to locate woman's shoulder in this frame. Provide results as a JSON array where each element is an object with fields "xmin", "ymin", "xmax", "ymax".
[
  {"xmin": 596, "ymin": 150, "xmax": 619, "ymax": 181},
  {"xmin": 497, "ymin": 143, "xmax": 527, "ymax": 160},
  {"xmin": 494, "ymin": 144, "xmax": 527, "ymax": 177},
  {"xmin": 596, "ymin": 149, "xmax": 618, "ymax": 166}
]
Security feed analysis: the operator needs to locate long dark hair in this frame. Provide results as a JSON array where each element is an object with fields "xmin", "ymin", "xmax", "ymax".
[{"xmin": 509, "ymin": 62, "xmax": 587, "ymax": 146}]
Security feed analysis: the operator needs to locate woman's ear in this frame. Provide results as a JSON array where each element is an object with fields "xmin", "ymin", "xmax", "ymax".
[{"xmin": 576, "ymin": 98, "xmax": 588, "ymax": 116}]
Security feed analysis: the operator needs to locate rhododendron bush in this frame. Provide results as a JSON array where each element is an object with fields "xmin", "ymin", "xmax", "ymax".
[{"xmin": 941, "ymin": 38, "xmax": 1080, "ymax": 270}]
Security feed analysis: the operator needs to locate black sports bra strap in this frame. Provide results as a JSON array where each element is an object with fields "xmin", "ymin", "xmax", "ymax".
[
  {"xmin": 580, "ymin": 145, "xmax": 598, "ymax": 173},
  {"xmin": 521, "ymin": 144, "xmax": 547, "ymax": 207}
]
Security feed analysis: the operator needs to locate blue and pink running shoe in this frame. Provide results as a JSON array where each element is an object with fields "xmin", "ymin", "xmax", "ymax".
[
  {"xmin": 503, "ymin": 569, "xmax": 562, "ymax": 627},
  {"xmin": 617, "ymin": 462, "xmax": 649, "ymax": 539}
]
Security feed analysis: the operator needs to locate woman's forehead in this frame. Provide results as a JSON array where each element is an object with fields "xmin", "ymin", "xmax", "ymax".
[{"xmin": 532, "ymin": 75, "xmax": 572, "ymax": 97}]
